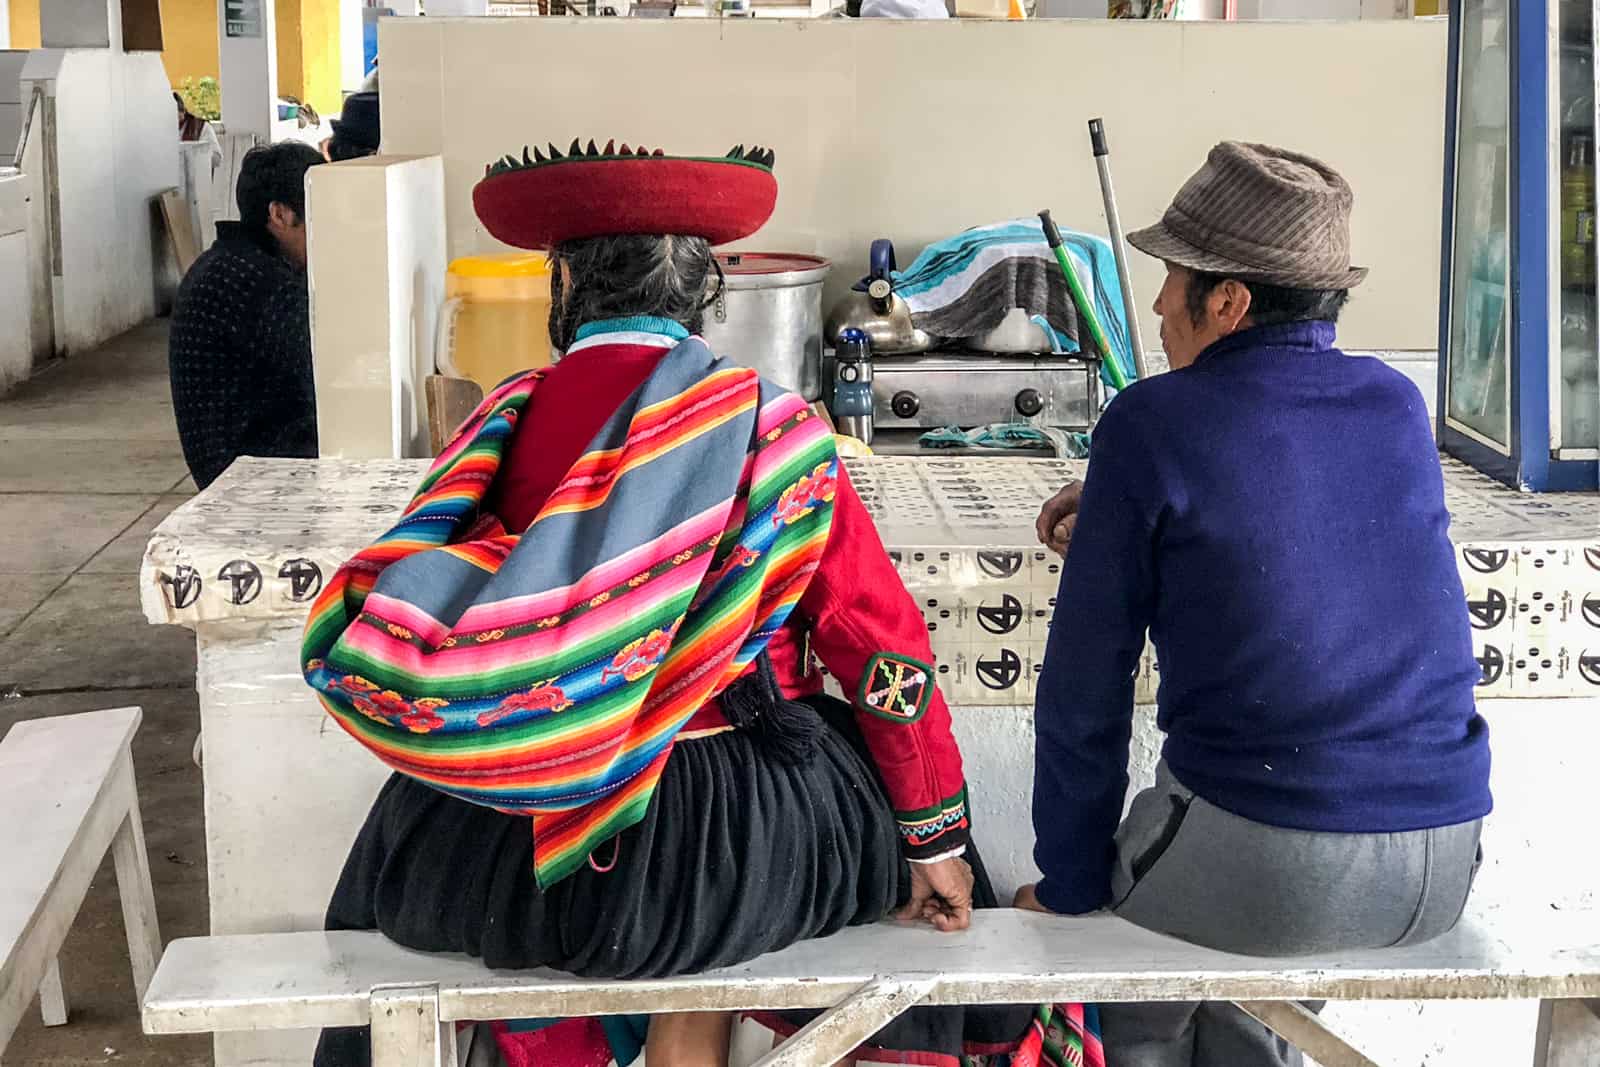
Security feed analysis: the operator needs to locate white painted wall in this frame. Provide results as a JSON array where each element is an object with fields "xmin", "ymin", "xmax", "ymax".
[
  {"xmin": 0, "ymin": 171, "xmax": 31, "ymax": 391},
  {"xmin": 381, "ymin": 17, "xmax": 1448, "ymax": 353},
  {"xmin": 15, "ymin": 86, "xmax": 51, "ymax": 375},
  {"xmin": 1235, "ymin": 0, "xmax": 1361, "ymax": 17},
  {"xmin": 0, "ymin": 51, "xmax": 26, "ymax": 164},
  {"xmin": 1034, "ymin": 0, "xmax": 1106, "ymax": 14},
  {"xmin": 19, "ymin": 48, "xmax": 179, "ymax": 356},
  {"xmin": 1031, "ymin": 0, "xmax": 1411, "ymax": 13},
  {"xmin": 1029, "ymin": 0, "xmax": 1409, "ymax": 16}
]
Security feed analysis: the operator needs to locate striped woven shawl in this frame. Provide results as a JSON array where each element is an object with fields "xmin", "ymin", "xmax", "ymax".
[{"xmin": 302, "ymin": 328, "xmax": 837, "ymax": 887}]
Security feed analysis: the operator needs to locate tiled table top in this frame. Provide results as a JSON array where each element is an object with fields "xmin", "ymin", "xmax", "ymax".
[{"xmin": 141, "ymin": 454, "xmax": 1600, "ymax": 703}]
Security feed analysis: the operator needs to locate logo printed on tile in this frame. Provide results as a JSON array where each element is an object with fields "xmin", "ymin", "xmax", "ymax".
[
  {"xmin": 976, "ymin": 649, "xmax": 1023, "ymax": 691},
  {"xmin": 1464, "ymin": 548, "xmax": 1511, "ymax": 574},
  {"xmin": 977, "ymin": 551, "xmax": 1024, "ymax": 579},
  {"xmin": 1466, "ymin": 589, "xmax": 1508, "ymax": 630},
  {"xmin": 1583, "ymin": 594, "xmax": 1600, "ymax": 629},
  {"xmin": 1580, "ymin": 651, "xmax": 1600, "ymax": 686},
  {"xmin": 219, "ymin": 559, "xmax": 263, "ymax": 606},
  {"xmin": 161, "ymin": 565, "xmax": 203, "ymax": 610},
  {"xmin": 279, "ymin": 558, "xmax": 323, "ymax": 602},
  {"xmin": 977, "ymin": 595, "xmax": 1025, "ymax": 635},
  {"xmin": 1476, "ymin": 645, "xmax": 1505, "ymax": 687}
]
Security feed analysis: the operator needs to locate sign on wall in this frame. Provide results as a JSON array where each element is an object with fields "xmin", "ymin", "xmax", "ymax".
[{"xmin": 224, "ymin": 0, "xmax": 263, "ymax": 38}]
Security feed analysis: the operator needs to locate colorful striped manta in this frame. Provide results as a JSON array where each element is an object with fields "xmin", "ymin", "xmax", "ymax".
[{"xmin": 302, "ymin": 327, "xmax": 837, "ymax": 887}]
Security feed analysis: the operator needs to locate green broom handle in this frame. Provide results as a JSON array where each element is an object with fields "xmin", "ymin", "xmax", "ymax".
[{"xmin": 1039, "ymin": 209, "xmax": 1129, "ymax": 392}]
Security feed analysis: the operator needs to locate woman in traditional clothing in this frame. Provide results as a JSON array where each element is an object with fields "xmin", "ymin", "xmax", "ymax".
[{"xmin": 305, "ymin": 140, "xmax": 1102, "ymax": 1067}]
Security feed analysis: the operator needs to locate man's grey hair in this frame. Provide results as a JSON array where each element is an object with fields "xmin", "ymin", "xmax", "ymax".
[{"xmin": 548, "ymin": 234, "xmax": 716, "ymax": 353}]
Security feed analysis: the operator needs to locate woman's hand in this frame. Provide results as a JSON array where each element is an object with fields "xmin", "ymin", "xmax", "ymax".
[
  {"xmin": 1012, "ymin": 882, "xmax": 1056, "ymax": 914},
  {"xmin": 897, "ymin": 856, "xmax": 975, "ymax": 932},
  {"xmin": 1035, "ymin": 480, "xmax": 1084, "ymax": 558}
]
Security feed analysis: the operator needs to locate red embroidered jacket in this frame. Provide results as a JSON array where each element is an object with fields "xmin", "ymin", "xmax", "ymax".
[{"xmin": 487, "ymin": 336, "xmax": 970, "ymax": 862}]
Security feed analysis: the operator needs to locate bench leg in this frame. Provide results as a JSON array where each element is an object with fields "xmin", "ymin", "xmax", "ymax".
[
  {"xmin": 1534, "ymin": 999, "xmax": 1600, "ymax": 1067},
  {"xmin": 110, "ymin": 753, "xmax": 163, "ymax": 1003},
  {"xmin": 1234, "ymin": 1001, "xmax": 1382, "ymax": 1067},
  {"xmin": 370, "ymin": 986, "xmax": 459, "ymax": 1067},
  {"xmin": 38, "ymin": 957, "xmax": 69, "ymax": 1027},
  {"xmin": 750, "ymin": 978, "xmax": 937, "ymax": 1067}
]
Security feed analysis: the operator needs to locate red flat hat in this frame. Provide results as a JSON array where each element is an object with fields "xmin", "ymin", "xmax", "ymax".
[{"xmin": 473, "ymin": 139, "xmax": 778, "ymax": 250}]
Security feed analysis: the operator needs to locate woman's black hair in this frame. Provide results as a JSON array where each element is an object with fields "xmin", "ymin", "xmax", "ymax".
[{"xmin": 547, "ymin": 234, "xmax": 716, "ymax": 353}]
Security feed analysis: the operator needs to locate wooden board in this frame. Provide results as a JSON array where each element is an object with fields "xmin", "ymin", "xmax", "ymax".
[
  {"xmin": 159, "ymin": 188, "xmax": 201, "ymax": 277},
  {"xmin": 425, "ymin": 375, "xmax": 484, "ymax": 456}
]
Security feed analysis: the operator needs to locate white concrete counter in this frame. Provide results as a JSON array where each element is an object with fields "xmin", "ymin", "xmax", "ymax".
[{"xmin": 142, "ymin": 455, "xmax": 1600, "ymax": 1067}]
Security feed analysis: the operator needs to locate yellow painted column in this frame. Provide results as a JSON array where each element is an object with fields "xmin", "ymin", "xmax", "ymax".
[
  {"xmin": 9, "ymin": 0, "xmax": 40, "ymax": 49},
  {"xmin": 158, "ymin": 0, "xmax": 221, "ymax": 89},
  {"xmin": 275, "ymin": 0, "xmax": 305, "ymax": 102},
  {"xmin": 297, "ymin": 0, "xmax": 341, "ymax": 116},
  {"xmin": 273, "ymin": 0, "xmax": 341, "ymax": 117}
]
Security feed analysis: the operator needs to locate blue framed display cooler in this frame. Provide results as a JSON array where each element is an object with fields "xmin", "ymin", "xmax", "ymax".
[{"xmin": 1439, "ymin": 0, "xmax": 1599, "ymax": 490}]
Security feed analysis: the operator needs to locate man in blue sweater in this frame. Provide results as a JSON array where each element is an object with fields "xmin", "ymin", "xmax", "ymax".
[{"xmin": 1014, "ymin": 142, "xmax": 1491, "ymax": 1066}]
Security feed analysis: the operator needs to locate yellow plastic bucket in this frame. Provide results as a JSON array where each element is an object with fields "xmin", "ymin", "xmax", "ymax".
[{"xmin": 437, "ymin": 253, "xmax": 554, "ymax": 389}]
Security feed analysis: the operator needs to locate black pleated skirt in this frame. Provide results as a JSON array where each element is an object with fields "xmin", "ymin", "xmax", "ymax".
[{"xmin": 313, "ymin": 696, "xmax": 1031, "ymax": 1065}]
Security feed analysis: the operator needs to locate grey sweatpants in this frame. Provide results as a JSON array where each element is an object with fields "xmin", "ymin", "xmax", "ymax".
[{"xmin": 1102, "ymin": 763, "xmax": 1483, "ymax": 1067}]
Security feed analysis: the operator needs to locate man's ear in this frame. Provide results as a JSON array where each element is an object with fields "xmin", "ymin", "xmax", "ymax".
[
  {"xmin": 267, "ymin": 201, "xmax": 301, "ymax": 230},
  {"xmin": 1213, "ymin": 278, "xmax": 1254, "ymax": 333}
]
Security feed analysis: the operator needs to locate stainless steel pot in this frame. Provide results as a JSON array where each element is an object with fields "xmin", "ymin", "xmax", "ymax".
[{"xmin": 699, "ymin": 253, "xmax": 830, "ymax": 400}]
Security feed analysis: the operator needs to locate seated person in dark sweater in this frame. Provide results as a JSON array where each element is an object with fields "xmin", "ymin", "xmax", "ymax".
[
  {"xmin": 169, "ymin": 142, "xmax": 325, "ymax": 490},
  {"xmin": 1015, "ymin": 143, "xmax": 1491, "ymax": 1067}
]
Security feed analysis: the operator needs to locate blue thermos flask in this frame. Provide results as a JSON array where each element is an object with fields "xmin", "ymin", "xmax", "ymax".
[{"xmin": 831, "ymin": 328, "xmax": 874, "ymax": 445}]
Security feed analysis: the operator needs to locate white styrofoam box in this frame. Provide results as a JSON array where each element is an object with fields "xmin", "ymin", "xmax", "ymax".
[{"xmin": 307, "ymin": 155, "xmax": 447, "ymax": 461}]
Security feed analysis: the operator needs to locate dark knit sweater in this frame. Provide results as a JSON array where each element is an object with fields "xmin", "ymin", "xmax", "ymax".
[
  {"xmin": 168, "ymin": 222, "xmax": 318, "ymax": 489},
  {"xmin": 1032, "ymin": 321, "xmax": 1492, "ymax": 916}
]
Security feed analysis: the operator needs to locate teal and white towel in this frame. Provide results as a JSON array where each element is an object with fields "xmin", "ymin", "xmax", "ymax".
[
  {"xmin": 919, "ymin": 422, "xmax": 1091, "ymax": 459},
  {"xmin": 893, "ymin": 219, "xmax": 1136, "ymax": 390}
]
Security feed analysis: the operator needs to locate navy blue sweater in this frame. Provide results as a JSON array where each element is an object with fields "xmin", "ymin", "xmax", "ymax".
[{"xmin": 1032, "ymin": 321, "xmax": 1492, "ymax": 916}]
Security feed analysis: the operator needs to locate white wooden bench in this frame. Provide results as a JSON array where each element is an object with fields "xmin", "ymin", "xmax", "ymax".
[
  {"xmin": 1, "ymin": 707, "xmax": 163, "ymax": 1063},
  {"xmin": 142, "ymin": 909, "xmax": 1600, "ymax": 1067}
]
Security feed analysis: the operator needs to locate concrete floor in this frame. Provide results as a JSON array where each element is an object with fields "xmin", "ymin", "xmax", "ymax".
[{"xmin": 2, "ymin": 320, "xmax": 211, "ymax": 1066}]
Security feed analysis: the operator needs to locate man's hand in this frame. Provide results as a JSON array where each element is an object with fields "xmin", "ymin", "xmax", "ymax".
[
  {"xmin": 1012, "ymin": 882, "xmax": 1056, "ymax": 914},
  {"xmin": 897, "ymin": 856, "xmax": 975, "ymax": 932},
  {"xmin": 1035, "ymin": 480, "xmax": 1084, "ymax": 557}
]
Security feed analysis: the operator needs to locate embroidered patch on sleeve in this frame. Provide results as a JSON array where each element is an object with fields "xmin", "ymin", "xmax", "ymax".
[
  {"xmin": 897, "ymin": 787, "xmax": 969, "ymax": 851},
  {"xmin": 857, "ymin": 652, "xmax": 934, "ymax": 724}
]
